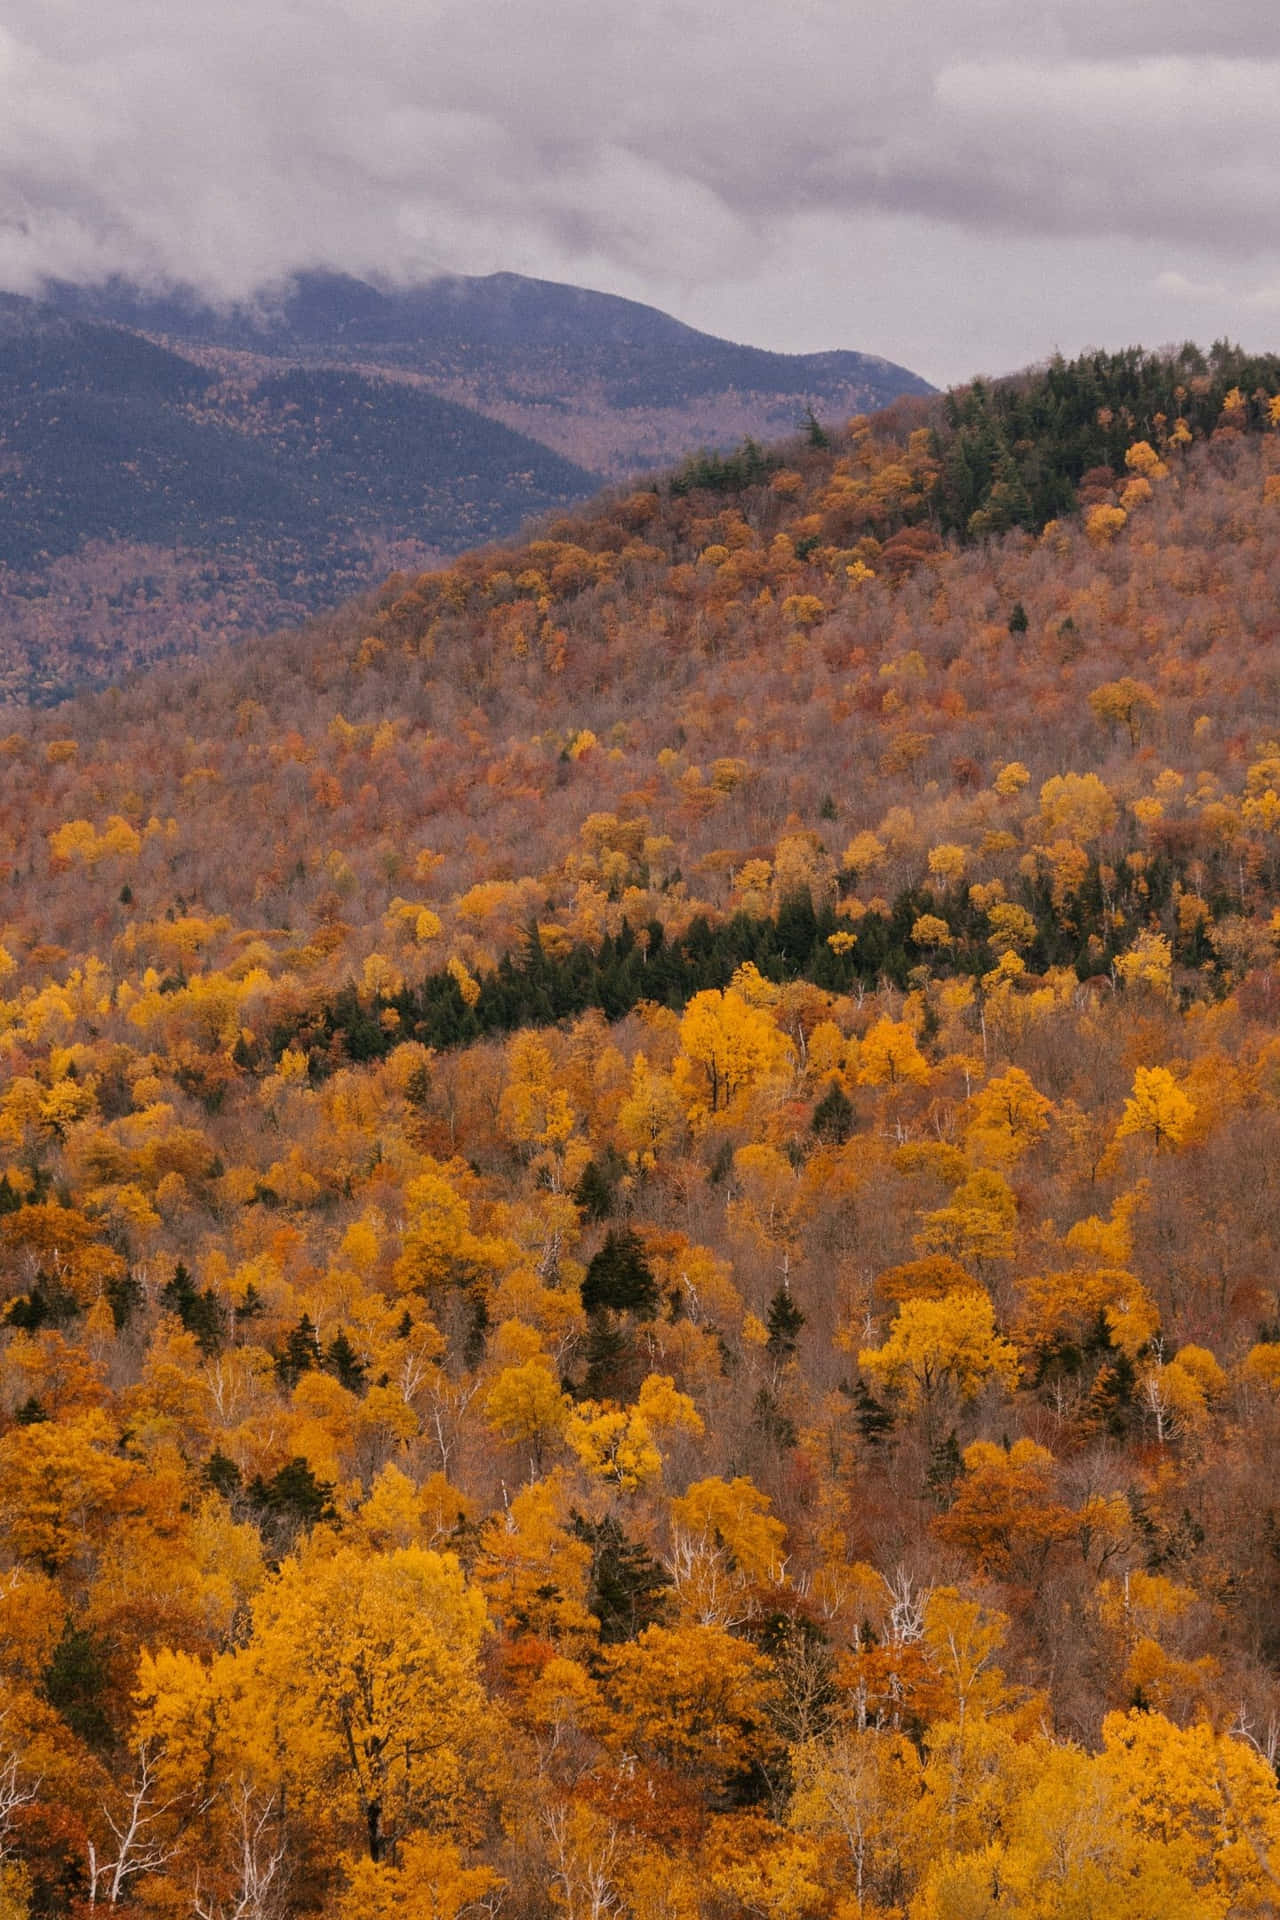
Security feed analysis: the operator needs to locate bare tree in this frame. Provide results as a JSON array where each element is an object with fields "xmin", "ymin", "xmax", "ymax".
[
  {"xmin": 87, "ymin": 1745, "xmax": 185, "ymax": 1909},
  {"xmin": 0, "ymin": 1726, "xmax": 38, "ymax": 1862},
  {"xmin": 193, "ymin": 1786, "xmax": 289, "ymax": 1920},
  {"xmin": 543, "ymin": 1801, "xmax": 622, "ymax": 1920}
]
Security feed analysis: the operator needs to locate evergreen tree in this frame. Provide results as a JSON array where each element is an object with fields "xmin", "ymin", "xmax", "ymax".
[
  {"xmin": 812, "ymin": 1082, "xmax": 854, "ymax": 1144},
  {"xmin": 765, "ymin": 1286, "xmax": 805, "ymax": 1362},
  {"xmin": 581, "ymin": 1229, "xmax": 659, "ymax": 1319},
  {"xmin": 324, "ymin": 1330, "xmax": 367, "ymax": 1395},
  {"xmin": 276, "ymin": 1313, "xmax": 322, "ymax": 1387},
  {"xmin": 573, "ymin": 1158, "xmax": 615, "ymax": 1222},
  {"xmin": 162, "ymin": 1260, "xmax": 226, "ymax": 1356},
  {"xmin": 42, "ymin": 1619, "xmax": 113, "ymax": 1749},
  {"xmin": 572, "ymin": 1513, "xmax": 672, "ymax": 1642}
]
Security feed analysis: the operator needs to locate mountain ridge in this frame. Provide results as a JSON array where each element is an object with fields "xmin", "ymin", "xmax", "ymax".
[
  {"xmin": 0, "ymin": 270, "xmax": 933, "ymax": 704},
  {"xmin": 45, "ymin": 267, "xmax": 928, "ymax": 378}
]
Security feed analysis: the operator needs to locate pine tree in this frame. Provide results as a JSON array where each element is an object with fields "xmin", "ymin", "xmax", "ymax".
[
  {"xmin": 765, "ymin": 1286, "xmax": 805, "ymax": 1361},
  {"xmin": 581, "ymin": 1229, "xmax": 659, "ymax": 1319}
]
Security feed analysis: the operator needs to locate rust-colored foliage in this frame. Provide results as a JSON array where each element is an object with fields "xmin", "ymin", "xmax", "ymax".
[{"xmin": 3, "ymin": 384, "xmax": 1280, "ymax": 1917}]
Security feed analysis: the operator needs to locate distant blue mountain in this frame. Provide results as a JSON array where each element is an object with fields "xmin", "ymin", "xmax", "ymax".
[
  {"xmin": 44, "ymin": 271, "xmax": 934, "ymax": 472},
  {"xmin": 48, "ymin": 269, "xmax": 933, "ymax": 409},
  {"xmin": 0, "ymin": 270, "xmax": 933, "ymax": 701},
  {"xmin": 0, "ymin": 292, "xmax": 599, "ymax": 575}
]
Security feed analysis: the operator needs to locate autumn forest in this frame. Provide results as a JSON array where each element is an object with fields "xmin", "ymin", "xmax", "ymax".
[{"xmin": 5, "ymin": 345, "xmax": 1280, "ymax": 1919}]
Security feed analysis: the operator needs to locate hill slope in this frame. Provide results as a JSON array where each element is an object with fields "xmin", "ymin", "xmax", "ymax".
[
  {"xmin": 5, "ymin": 351, "xmax": 1280, "ymax": 1917},
  {"xmin": 0, "ymin": 295, "xmax": 598, "ymax": 702},
  {"xmin": 50, "ymin": 268, "xmax": 934, "ymax": 469},
  {"xmin": 0, "ymin": 271, "xmax": 932, "ymax": 704}
]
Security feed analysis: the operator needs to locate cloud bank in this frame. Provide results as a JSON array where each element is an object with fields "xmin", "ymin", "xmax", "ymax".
[{"xmin": 1, "ymin": 2, "xmax": 1278, "ymax": 380}]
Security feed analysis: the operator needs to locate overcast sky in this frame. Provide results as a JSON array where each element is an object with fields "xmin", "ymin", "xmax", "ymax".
[{"xmin": 2, "ymin": 1, "xmax": 1278, "ymax": 385}]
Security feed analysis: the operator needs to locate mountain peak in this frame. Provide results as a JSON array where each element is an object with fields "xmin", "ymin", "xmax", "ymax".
[
  {"xmin": 0, "ymin": 268, "xmax": 933, "ymax": 701},
  {"xmin": 42, "ymin": 267, "xmax": 932, "ymax": 382}
]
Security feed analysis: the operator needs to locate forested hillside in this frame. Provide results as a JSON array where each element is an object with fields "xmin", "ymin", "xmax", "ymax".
[
  {"xmin": 0, "ymin": 298, "xmax": 598, "ymax": 704},
  {"xmin": 48, "ymin": 270, "xmax": 934, "ymax": 474},
  {"xmin": 5, "ymin": 354, "xmax": 1280, "ymax": 1917},
  {"xmin": 0, "ymin": 308, "xmax": 598, "ymax": 575},
  {"xmin": 0, "ymin": 274, "xmax": 931, "ymax": 704}
]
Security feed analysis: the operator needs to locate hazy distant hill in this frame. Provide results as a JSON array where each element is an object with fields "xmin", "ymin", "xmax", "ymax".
[
  {"xmin": 0, "ymin": 292, "xmax": 599, "ymax": 701},
  {"xmin": 50, "ymin": 270, "xmax": 934, "ymax": 473},
  {"xmin": 0, "ymin": 297, "xmax": 596, "ymax": 573},
  {"xmin": 0, "ymin": 272, "xmax": 932, "ymax": 703}
]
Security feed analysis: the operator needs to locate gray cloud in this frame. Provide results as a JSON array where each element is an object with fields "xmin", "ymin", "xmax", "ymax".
[{"xmin": 1, "ymin": 2, "xmax": 1278, "ymax": 381}]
